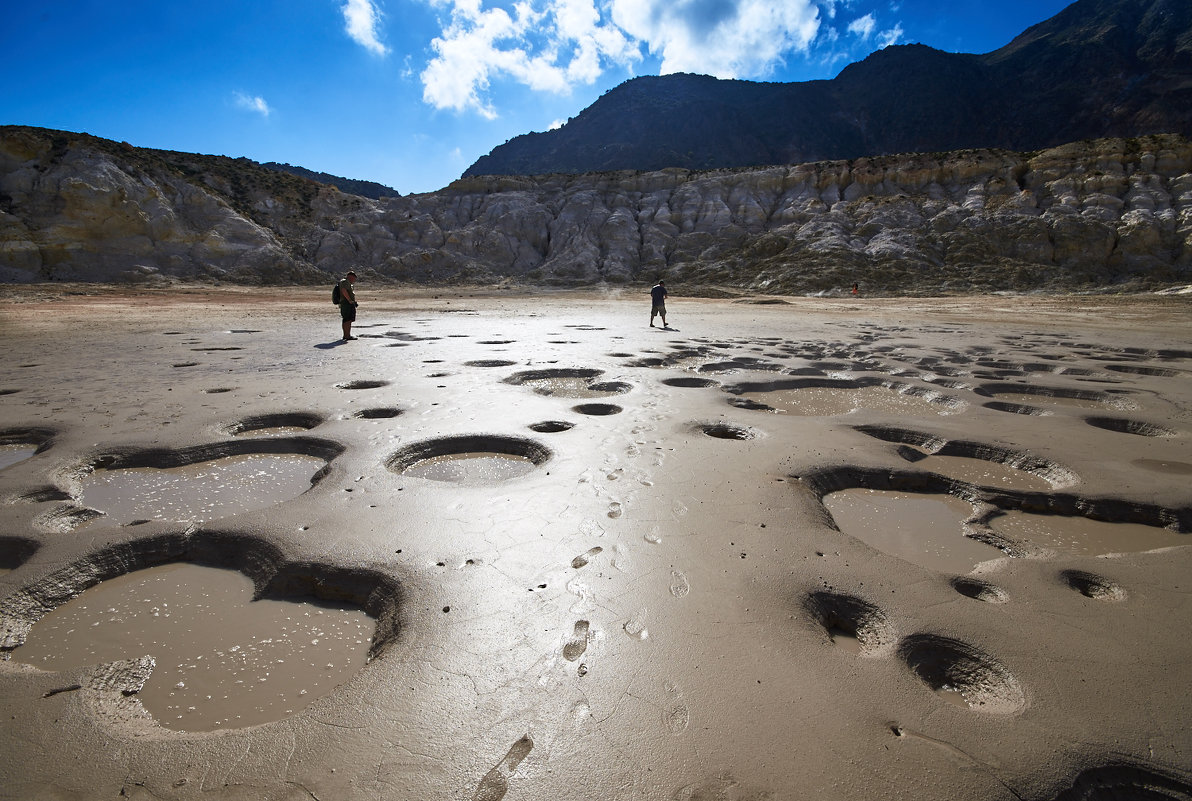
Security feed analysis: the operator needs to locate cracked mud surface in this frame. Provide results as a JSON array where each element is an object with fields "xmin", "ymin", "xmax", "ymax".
[{"xmin": 1, "ymin": 286, "xmax": 1190, "ymax": 800}]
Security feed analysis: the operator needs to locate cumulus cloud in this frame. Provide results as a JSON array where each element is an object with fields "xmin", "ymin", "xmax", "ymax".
[
  {"xmin": 421, "ymin": 0, "xmax": 639, "ymax": 117},
  {"xmin": 611, "ymin": 0, "xmax": 820, "ymax": 78},
  {"xmin": 416, "ymin": 0, "xmax": 908, "ymax": 118},
  {"xmin": 343, "ymin": 0, "xmax": 390, "ymax": 55},
  {"xmin": 234, "ymin": 92, "xmax": 271, "ymax": 116},
  {"xmin": 420, "ymin": 0, "xmax": 822, "ymax": 116}
]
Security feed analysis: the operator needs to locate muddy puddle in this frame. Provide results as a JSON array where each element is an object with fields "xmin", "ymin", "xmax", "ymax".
[
  {"xmin": 739, "ymin": 386, "xmax": 951, "ymax": 416},
  {"xmin": 14, "ymin": 562, "xmax": 373, "ymax": 731},
  {"xmin": 990, "ymin": 511, "xmax": 1187, "ymax": 556},
  {"xmin": 823, "ymin": 489, "xmax": 1004, "ymax": 573},
  {"xmin": 80, "ymin": 454, "xmax": 325, "ymax": 524},
  {"xmin": 902, "ymin": 452, "xmax": 1053, "ymax": 491},
  {"xmin": 827, "ymin": 627, "xmax": 863, "ymax": 654},
  {"xmin": 402, "ymin": 452, "xmax": 537, "ymax": 484},
  {"xmin": 0, "ymin": 445, "xmax": 38, "ymax": 471}
]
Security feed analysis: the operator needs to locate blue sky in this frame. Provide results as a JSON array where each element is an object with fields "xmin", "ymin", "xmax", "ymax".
[{"xmin": 3, "ymin": 0, "xmax": 1074, "ymax": 195}]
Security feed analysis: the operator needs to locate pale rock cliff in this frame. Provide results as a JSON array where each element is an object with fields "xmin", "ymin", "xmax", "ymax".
[{"xmin": 2, "ymin": 127, "xmax": 1190, "ymax": 293}]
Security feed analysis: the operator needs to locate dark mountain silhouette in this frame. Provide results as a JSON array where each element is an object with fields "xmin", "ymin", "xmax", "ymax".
[
  {"xmin": 464, "ymin": 0, "xmax": 1192, "ymax": 178},
  {"xmin": 262, "ymin": 162, "xmax": 399, "ymax": 198}
]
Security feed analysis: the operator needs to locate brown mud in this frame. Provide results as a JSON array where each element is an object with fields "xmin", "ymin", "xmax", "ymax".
[{"xmin": 0, "ymin": 285, "xmax": 1190, "ymax": 801}]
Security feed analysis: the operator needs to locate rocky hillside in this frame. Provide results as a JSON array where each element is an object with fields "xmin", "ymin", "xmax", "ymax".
[
  {"xmin": 262, "ymin": 162, "xmax": 399, "ymax": 200},
  {"xmin": 2, "ymin": 126, "xmax": 1190, "ymax": 294},
  {"xmin": 465, "ymin": 0, "xmax": 1192, "ymax": 178}
]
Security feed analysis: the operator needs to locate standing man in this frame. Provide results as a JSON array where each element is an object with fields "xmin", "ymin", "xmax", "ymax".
[
  {"xmin": 338, "ymin": 270, "xmax": 358, "ymax": 341},
  {"xmin": 649, "ymin": 279, "xmax": 668, "ymax": 328}
]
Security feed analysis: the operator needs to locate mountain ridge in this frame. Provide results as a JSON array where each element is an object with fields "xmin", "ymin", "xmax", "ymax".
[{"xmin": 464, "ymin": 0, "xmax": 1192, "ymax": 179}]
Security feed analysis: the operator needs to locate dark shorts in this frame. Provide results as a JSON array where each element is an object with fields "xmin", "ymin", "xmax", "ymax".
[
  {"xmin": 651, "ymin": 302, "xmax": 666, "ymax": 316},
  {"xmin": 340, "ymin": 302, "xmax": 357, "ymax": 322}
]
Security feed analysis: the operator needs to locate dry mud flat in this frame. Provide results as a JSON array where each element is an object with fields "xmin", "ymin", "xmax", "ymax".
[{"xmin": 1, "ymin": 286, "xmax": 1191, "ymax": 801}]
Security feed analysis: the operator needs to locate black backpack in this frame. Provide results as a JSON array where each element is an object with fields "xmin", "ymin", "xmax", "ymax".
[{"xmin": 332, "ymin": 283, "xmax": 342, "ymax": 304}]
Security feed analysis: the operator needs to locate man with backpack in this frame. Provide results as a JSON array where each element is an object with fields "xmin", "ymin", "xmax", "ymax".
[
  {"xmin": 649, "ymin": 279, "xmax": 668, "ymax": 328},
  {"xmin": 335, "ymin": 271, "xmax": 358, "ymax": 341}
]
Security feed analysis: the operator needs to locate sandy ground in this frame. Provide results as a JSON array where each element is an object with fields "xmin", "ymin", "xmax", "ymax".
[{"xmin": 1, "ymin": 286, "xmax": 1191, "ymax": 801}]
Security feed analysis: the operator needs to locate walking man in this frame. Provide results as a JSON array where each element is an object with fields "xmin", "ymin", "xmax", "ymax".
[
  {"xmin": 649, "ymin": 279, "xmax": 668, "ymax": 328},
  {"xmin": 338, "ymin": 270, "xmax": 358, "ymax": 341}
]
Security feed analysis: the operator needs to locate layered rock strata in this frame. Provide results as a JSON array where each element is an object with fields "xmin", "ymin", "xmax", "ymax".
[{"xmin": 2, "ymin": 127, "xmax": 1190, "ymax": 293}]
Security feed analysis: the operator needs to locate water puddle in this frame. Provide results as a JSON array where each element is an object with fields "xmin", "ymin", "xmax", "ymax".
[
  {"xmin": 14, "ymin": 562, "xmax": 373, "ymax": 731},
  {"xmin": 934, "ymin": 684, "xmax": 975, "ymax": 709},
  {"xmin": 827, "ymin": 627, "xmax": 863, "ymax": 654},
  {"xmin": 905, "ymin": 452, "xmax": 1053, "ymax": 491},
  {"xmin": 739, "ymin": 386, "xmax": 948, "ymax": 416},
  {"xmin": 823, "ymin": 490, "xmax": 1003, "ymax": 573},
  {"xmin": 402, "ymin": 452, "xmax": 537, "ymax": 484},
  {"xmin": 0, "ymin": 445, "xmax": 38, "ymax": 471},
  {"xmin": 989, "ymin": 511, "xmax": 1187, "ymax": 556},
  {"xmin": 80, "ymin": 454, "xmax": 325, "ymax": 524}
]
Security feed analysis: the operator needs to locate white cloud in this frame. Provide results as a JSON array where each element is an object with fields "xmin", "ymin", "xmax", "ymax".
[
  {"xmin": 610, "ymin": 0, "xmax": 820, "ymax": 78},
  {"xmin": 343, "ymin": 0, "xmax": 390, "ymax": 56},
  {"xmin": 876, "ymin": 22, "xmax": 903, "ymax": 47},
  {"xmin": 421, "ymin": 0, "xmax": 639, "ymax": 116},
  {"xmin": 234, "ymin": 93, "xmax": 271, "ymax": 116},
  {"xmin": 420, "ymin": 0, "xmax": 822, "ymax": 116},
  {"xmin": 847, "ymin": 13, "xmax": 875, "ymax": 39}
]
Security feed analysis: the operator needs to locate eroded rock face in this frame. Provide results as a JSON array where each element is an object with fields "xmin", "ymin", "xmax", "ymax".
[{"xmin": 2, "ymin": 126, "xmax": 1190, "ymax": 292}]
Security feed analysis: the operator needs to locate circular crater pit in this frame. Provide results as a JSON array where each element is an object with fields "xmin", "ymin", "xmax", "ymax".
[
  {"xmin": 11, "ymin": 560, "xmax": 386, "ymax": 732},
  {"xmin": 336, "ymin": 379, "xmax": 389, "ymax": 390},
  {"xmin": 1105, "ymin": 364, "xmax": 1180, "ymax": 377},
  {"xmin": 693, "ymin": 422, "xmax": 756, "ymax": 441},
  {"xmin": 227, "ymin": 412, "xmax": 323, "ymax": 437},
  {"xmin": 983, "ymin": 401, "xmax": 1047, "ymax": 416},
  {"xmin": 663, "ymin": 377, "xmax": 720, "ymax": 388},
  {"xmin": 587, "ymin": 381, "xmax": 633, "ymax": 395},
  {"xmin": 1051, "ymin": 765, "xmax": 1192, "ymax": 801},
  {"xmin": 353, "ymin": 407, "xmax": 404, "ymax": 419},
  {"xmin": 803, "ymin": 591, "xmax": 895, "ymax": 655},
  {"xmin": 1060, "ymin": 569, "xmax": 1127, "ymax": 601},
  {"xmin": 387, "ymin": 435, "xmax": 551, "ymax": 484},
  {"xmin": 572, "ymin": 403, "xmax": 622, "ymax": 416},
  {"xmin": 728, "ymin": 397, "xmax": 776, "ymax": 412},
  {"xmin": 897, "ymin": 634, "xmax": 1025, "ymax": 713},
  {"xmin": 1084, "ymin": 416, "xmax": 1176, "ymax": 437},
  {"xmin": 465, "ymin": 359, "xmax": 517, "ymax": 367},
  {"xmin": 529, "ymin": 420, "xmax": 575, "ymax": 433},
  {"xmin": 950, "ymin": 577, "xmax": 1009, "ymax": 604}
]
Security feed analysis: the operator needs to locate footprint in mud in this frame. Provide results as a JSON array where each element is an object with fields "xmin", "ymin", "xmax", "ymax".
[
  {"xmin": 662, "ymin": 680, "xmax": 690, "ymax": 733},
  {"xmin": 623, "ymin": 608, "xmax": 649, "ymax": 640},
  {"xmin": 578, "ymin": 519, "xmax": 606, "ymax": 538},
  {"xmin": 563, "ymin": 620, "xmax": 590, "ymax": 661},
  {"xmin": 566, "ymin": 576, "xmax": 592, "ymax": 614},
  {"xmin": 473, "ymin": 735, "xmax": 534, "ymax": 801},
  {"xmin": 670, "ymin": 569, "xmax": 690, "ymax": 598},
  {"xmin": 571, "ymin": 546, "xmax": 603, "ymax": 569}
]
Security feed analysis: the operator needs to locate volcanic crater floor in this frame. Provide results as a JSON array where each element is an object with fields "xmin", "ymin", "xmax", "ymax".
[{"xmin": 1, "ymin": 287, "xmax": 1190, "ymax": 801}]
